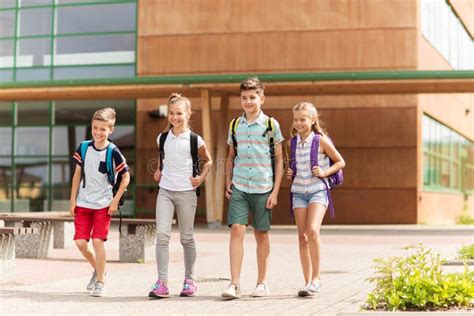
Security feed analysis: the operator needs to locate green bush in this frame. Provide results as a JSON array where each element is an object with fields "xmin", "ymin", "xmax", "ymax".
[
  {"xmin": 458, "ymin": 244, "xmax": 474, "ymax": 260},
  {"xmin": 365, "ymin": 245, "xmax": 474, "ymax": 311}
]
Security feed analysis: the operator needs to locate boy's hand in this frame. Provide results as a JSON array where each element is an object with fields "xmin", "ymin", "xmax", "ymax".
[
  {"xmin": 225, "ymin": 183, "xmax": 233, "ymax": 200},
  {"xmin": 69, "ymin": 202, "xmax": 76, "ymax": 217},
  {"xmin": 154, "ymin": 169, "xmax": 162, "ymax": 182},
  {"xmin": 286, "ymin": 168, "xmax": 293, "ymax": 180},
  {"xmin": 266, "ymin": 192, "xmax": 278, "ymax": 209},
  {"xmin": 312, "ymin": 166, "xmax": 326, "ymax": 178},
  {"xmin": 108, "ymin": 200, "xmax": 119, "ymax": 215}
]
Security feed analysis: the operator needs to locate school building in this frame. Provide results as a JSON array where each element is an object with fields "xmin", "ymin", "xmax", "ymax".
[{"xmin": 0, "ymin": 0, "xmax": 472, "ymax": 225}]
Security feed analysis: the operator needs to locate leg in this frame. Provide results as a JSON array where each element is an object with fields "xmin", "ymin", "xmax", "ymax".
[
  {"xmin": 254, "ymin": 229, "xmax": 270, "ymax": 284},
  {"xmin": 294, "ymin": 207, "xmax": 311, "ymax": 285},
  {"xmin": 305, "ymin": 202, "xmax": 327, "ymax": 283},
  {"xmin": 75, "ymin": 239, "xmax": 96, "ymax": 269},
  {"xmin": 92, "ymin": 238, "xmax": 106, "ymax": 283},
  {"xmin": 155, "ymin": 189, "xmax": 175, "ymax": 283},
  {"xmin": 174, "ymin": 190, "xmax": 198, "ymax": 281},
  {"xmin": 229, "ymin": 224, "xmax": 246, "ymax": 285}
]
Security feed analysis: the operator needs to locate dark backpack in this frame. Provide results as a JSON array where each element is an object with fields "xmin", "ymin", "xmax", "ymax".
[
  {"xmin": 158, "ymin": 131, "xmax": 201, "ymax": 196},
  {"xmin": 230, "ymin": 116, "xmax": 276, "ymax": 182},
  {"xmin": 289, "ymin": 134, "xmax": 343, "ymax": 219}
]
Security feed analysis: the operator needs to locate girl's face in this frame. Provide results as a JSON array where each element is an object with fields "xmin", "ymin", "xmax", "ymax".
[
  {"xmin": 293, "ymin": 110, "xmax": 315, "ymax": 135},
  {"xmin": 168, "ymin": 102, "xmax": 190, "ymax": 129}
]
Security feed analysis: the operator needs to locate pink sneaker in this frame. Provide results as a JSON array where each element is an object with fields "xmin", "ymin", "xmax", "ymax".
[
  {"xmin": 180, "ymin": 278, "xmax": 197, "ymax": 297},
  {"xmin": 148, "ymin": 279, "xmax": 169, "ymax": 299}
]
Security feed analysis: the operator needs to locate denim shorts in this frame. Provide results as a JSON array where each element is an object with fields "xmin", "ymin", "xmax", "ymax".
[{"xmin": 292, "ymin": 189, "xmax": 328, "ymax": 209}]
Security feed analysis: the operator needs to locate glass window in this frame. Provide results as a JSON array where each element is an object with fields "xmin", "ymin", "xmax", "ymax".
[
  {"xmin": 0, "ymin": 69, "xmax": 13, "ymax": 82},
  {"xmin": 0, "ymin": 0, "xmax": 16, "ymax": 9},
  {"xmin": 15, "ymin": 127, "xmax": 49, "ymax": 156},
  {"xmin": 51, "ymin": 158, "xmax": 71, "ymax": 187},
  {"xmin": 52, "ymin": 126, "xmax": 88, "ymax": 155},
  {"xmin": 53, "ymin": 64, "xmax": 135, "ymax": 80},
  {"xmin": 20, "ymin": 0, "xmax": 52, "ymax": 6},
  {"xmin": 0, "ymin": 127, "xmax": 12, "ymax": 154},
  {"xmin": 15, "ymin": 157, "xmax": 48, "ymax": 212},
  {"xmin": 0, "ymin": 105, "xmax": 12, "ymax": 126},
  {"xmin": 0, "ymin": 39, "xmax": 15, "ymax": 68},
  {"xmin": 57, "ymin": 3, "xmax": 136, "ymax": 34},
  {"xmin": 15, "ymin": 68, "xmax": 51, "ymax": 81},
  {"xmin": 17, "ymin": 102, "xmax": 50, "ymax": 125},
  {"xmin": 18, "ymin": 8, "xmax": 52, "ymax": 36},
  {"xmin": 0, "ymin": 11, "xmax": 16, "ymax": 37},
  {"xmin": 54, "ymin": 34, "xmax": 135, "ymax": 66},
  {"xmin": 55, "ymin": 100, "xmax": 135, "ymax": 125},
  {"xmin": 17, "ymin": 37, "xmax": 51, "ymax": 67}
]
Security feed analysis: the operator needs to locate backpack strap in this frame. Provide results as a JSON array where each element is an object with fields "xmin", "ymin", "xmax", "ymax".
[
  {"xmin": 190, "ymin": 132, "xmax": 201, "ymax": 197},
  {"xmin": 311, "ymin": 134, "xmax": 335, "ymax": 220},
  {"xmin": 230, "ymin": 117, "xmax": 240, "ymax": 157},
  {"xmin": 264, "ymin": 117, "xmax": 276, "ymax": 183},
  {"xmin": 289, "ymin": 136, "xmax": 298, "ymax": 220},
  {"xmin": 79, "ymin": 140, "xmax": 92, "ymax": 188},
  {"xmin": 158, "ymin": 131, "xmax": 169, "ymax": 172},
  {"xmin": 105, "ymin": 142, "xmax": 117, "ymax": 186}
]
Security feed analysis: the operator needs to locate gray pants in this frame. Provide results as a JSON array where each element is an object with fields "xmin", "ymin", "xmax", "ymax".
[{"xmin": 155, "ymin": 188, "xmax": 197, "ymax": 282}]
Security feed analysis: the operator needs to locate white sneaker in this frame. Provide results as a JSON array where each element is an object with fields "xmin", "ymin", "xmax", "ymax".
[
  {"xmin": 297, "ymin": 284, "xmax": 313, "ymax": 297},
  {"xmin": 251, "ymin": 283, "xmax": 269, "ymax": 297},
  {"xmin": 92, "ymin": 282, "xmax": 106, "ymax": 297},
  {"xmin": 307, "ymin": 281, "xmax": 321, "ymax": 294},
  {"xmin": 221, "ymin": 283, "xmax": 240, "ymax": 299}
]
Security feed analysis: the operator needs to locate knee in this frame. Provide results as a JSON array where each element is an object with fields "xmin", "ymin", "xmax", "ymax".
[
  {"xmin": 305, "ymin": 227, "xmax": 320, "ymax": 241},
  {"xmin": 180, "ymin": 235, "xmax": 195, "ymax": 246},
  {"xmin": 230, "ymin": 225, "xmax": 246, "ymax": 239},
  {"xmin": 156, "ymin": 231, "xmax": 170, "ymax": 244},
  {"xmin": 92, "ymin": 238, "xmax": 104, "ymax": 248},
  {"xmin": 254, "ymin": 231, "xmax": 269, "ymax": 243},
  {"xmin": 298, "ymin": 233, "xmax": 308, "ymax": 244},
  {"xmin": 75, "ymin": 239, "xmax": 88, "ymax": 252}
]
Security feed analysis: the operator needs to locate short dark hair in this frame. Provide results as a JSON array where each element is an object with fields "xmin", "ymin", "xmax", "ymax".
[{"xmin": 239, "ymin": 77, "xmax": 265, "ymax": 95}]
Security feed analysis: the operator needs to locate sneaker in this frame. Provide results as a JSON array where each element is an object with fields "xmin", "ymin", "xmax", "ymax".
[
  {"xmin": 92, "ymin": 282, "xmax": 105, "ymax": 297},
  {"xmin": 148, "ymin": 279, "xmax": 169, "ymax": 299},
  {"xmin": 86, "ymin": 271, "xmax": 97, "ymax": 291},
  {"xmin": 297, "ymin": 284, "xmax": 314, "ymax": 297},
  {"xmin": 221, "ymin": 283, "xmax": 240, "ymax": 300},
  {"xmin": 251, "ymin": 283, "xmax": 269, "ymax": 297},
  {"xmin": 180, "ymin": 278, "xmax": 197, "ymax": 297},
  {"xmin": 307, "ymin": 281, "xmax": 321, "ymax": 294}
]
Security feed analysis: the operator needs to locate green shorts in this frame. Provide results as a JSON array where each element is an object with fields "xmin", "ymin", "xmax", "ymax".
[{"xmin": 227, "ymin": 185, "xmax": 272, "ymax": 232}]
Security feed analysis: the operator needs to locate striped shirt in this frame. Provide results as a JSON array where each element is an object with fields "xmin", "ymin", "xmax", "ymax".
[
  {"xmin": 227, "ymin": 111, "xmax": 284, "ymax": 194},
  {"xmin": 291, "ymin": 132, "xmax": 330, "ymax": 194}
]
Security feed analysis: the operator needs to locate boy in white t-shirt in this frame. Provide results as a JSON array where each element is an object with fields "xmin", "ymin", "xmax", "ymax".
[{"xmin": 148, "ymin": 93, "xmax": 213, "ymax": 299}]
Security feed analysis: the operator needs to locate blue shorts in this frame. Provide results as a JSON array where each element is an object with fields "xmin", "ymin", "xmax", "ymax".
[{"xmin": 292, "ymin": 190, "xmax": 328, "ymax": 209}]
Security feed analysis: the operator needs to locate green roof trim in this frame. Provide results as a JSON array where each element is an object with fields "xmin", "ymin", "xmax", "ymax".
[{"xmin": 1, "ymin": 70, "xmax": 473, "ymax": 89}]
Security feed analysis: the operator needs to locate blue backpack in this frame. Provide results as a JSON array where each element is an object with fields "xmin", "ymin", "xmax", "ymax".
[{"xmin": 78, "ymin": 140, "xmax": 126, "ymax": 207}]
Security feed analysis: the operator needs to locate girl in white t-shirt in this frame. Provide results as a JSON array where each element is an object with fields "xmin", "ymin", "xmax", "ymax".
[{"xmin": 148, "ymin": 93, "xmax": 212, "ymax": 299}]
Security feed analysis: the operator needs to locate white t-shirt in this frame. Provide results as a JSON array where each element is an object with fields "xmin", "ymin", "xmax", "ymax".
[{"xmin": 157, "ymin": 130, "xmax": 204, "ymax": 191}]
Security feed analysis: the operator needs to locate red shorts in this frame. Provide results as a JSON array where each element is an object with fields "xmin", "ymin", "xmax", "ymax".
[{"xmin": 74, "ymin": 206, "xmax": 111, "ymax": 241}]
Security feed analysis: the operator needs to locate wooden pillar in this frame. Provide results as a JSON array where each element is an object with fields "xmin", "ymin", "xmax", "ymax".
[
  {"xmin": 200, "ymin": 90, "xmax": 216, "ymax": 224},
  {"xmin": 214, "ymin": 94, "xmax": 230, "ymax": 223}
]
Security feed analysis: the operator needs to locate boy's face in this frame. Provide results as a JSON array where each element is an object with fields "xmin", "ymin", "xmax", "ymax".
[
  {"xmin": 91, "ymin": 119, "xmax": 113, "ymax": 143},
  {"xmin": 240, "ymin": 89, "xmax": 264, "ymax": 116}
]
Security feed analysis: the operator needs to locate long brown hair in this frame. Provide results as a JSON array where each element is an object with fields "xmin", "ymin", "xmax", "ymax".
[{"xmin": 290, "ymin": 102, "xmax": 328, "ymax": 137}]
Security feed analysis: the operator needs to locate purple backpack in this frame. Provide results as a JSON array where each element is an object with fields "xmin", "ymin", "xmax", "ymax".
[{"xmin": 290, "ymin": 134, "xmax": 343, "ymax": 219}]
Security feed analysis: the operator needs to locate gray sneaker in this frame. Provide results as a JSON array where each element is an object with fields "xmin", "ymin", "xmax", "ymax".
[
  {"xmin": 92, "ymin": 282, "xmax": 106, "ymax": 297},
  {"xmin": 86, "ymin": 271, "xmax": 97, "ymax": 291}
]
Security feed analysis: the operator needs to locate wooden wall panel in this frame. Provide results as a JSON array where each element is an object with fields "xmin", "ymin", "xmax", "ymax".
[
  {"xmin": 419, "ymin": 192, "xmax": 466, "ymax": 224},
  {"xmin": 139, "ymin": 0, "xmax": 417, "ymax": 36},
  {"xmin": 138, "ymin": 29, "xmax": 417, "ymax": 75}
]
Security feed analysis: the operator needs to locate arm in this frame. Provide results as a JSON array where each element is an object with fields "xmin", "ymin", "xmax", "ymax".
[
  {"xmin": 312, "ymin": 136, "xmax": 346, "ymax": 178},
  {"xmin": 285, "ymin": 140, "xmax": 293, "ymax": 180},
  {"xmin": 190, "ymin": 144, "xmax": 213, "ymax": 188},
  {"xmin": 266, "ymin": 142, "xmax": 284, "ymax": 209},
  {"xmin": 154, "ymin": 143, "xmax": 162, "ymax": 182},
  {"xmin": 224, "ymin": 145, "xmax": 236, "ymax": 199},
  {"xmin": 108, "ymin": 172, "xmax": 130, "ymax": 215},
  {"xmin": 69, "ymin": 165, "xmax": 82, "ymax": 217}
]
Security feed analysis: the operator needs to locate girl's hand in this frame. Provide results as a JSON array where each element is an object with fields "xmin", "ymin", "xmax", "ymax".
[
  {"xmin": 286, "ymin": 168, "xmax": 293, "ymax": 180},
  {"xmin": 312, "ymin": 166, "xmax": 326, "ymax": 178},
  {"xmin": 189, "ymin": 175, "xmax": 204, "ymax": 188},
  {"xmin": 154, "ymin": 169, "xmax": 162, "ymax": 182}
]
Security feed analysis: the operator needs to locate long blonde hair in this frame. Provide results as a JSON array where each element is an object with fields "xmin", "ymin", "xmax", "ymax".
[
  {"xmin": 291, "ymin": 102, "xmax": 328, "ymax": 137},
  {"xmin": 164, "ymin": 92, "xmax": 192, "ymax": 132}
]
